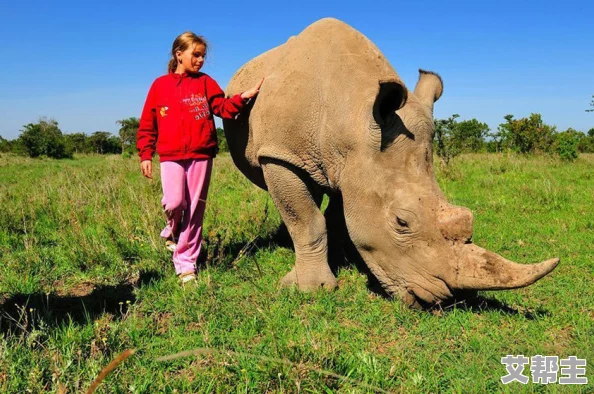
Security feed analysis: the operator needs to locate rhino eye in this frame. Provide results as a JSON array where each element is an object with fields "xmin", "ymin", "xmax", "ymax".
[{"xmin": 396, "ymin": 217, "xmax": 409, "ymax": 227}]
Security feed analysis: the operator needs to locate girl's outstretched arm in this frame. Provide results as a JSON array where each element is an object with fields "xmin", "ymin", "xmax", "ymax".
[
  {"xmin": 241, "ymin": 78, "xmax": 264, "ymax": 100},
  {"xmin": 206, "ymin": 76, "xmax": 264, "ymax": 119}
]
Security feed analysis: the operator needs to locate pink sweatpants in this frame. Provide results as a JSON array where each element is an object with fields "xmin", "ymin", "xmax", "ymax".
[{"xmin": 159, "ymin": 158, "xmax": 213, "ymax": 275}]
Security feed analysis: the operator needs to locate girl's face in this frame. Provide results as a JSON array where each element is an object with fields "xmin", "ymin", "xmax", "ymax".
[{"xmin": 176, "ymin": 43, "xmax": 206, "ymax": 74}]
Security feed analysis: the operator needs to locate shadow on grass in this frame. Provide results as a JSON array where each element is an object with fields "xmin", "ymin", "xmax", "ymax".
[
  {"xmin": 199, "ymin": 223, "xmax": 293, "ymax": 268},
  {"xmin": 438, "ymin": 295, "xmax": 552, "ymax": 319},
  {"xmin": 0, "ymin": 270, "xmax": 162, "ymax": 335}
]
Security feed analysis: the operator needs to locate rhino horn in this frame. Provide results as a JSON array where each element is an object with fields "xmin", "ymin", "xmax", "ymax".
[{"xmin": 451, "ymin": 244, "xmax": 559, "ymax": 290}]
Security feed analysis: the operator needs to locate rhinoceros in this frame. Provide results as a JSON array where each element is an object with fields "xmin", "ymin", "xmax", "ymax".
[{"xmin": 222, "ymin": 18, "xmax": 559, "ymax": 308}]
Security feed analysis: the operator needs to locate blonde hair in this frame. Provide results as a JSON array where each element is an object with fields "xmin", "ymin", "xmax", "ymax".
[{"xmin": 168, "ymin": 31, "xmax": 209, "ymax": 73}]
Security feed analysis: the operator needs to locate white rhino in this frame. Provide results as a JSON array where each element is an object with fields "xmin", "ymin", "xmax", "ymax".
[{"xmin": 222, "ymin": 18, "xmax": 558, "ymax": 308}]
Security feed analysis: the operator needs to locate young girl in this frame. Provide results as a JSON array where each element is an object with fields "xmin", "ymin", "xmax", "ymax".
[{"xmin": 137, "ymin": 31, "xmax": 263, "ymax": 284}]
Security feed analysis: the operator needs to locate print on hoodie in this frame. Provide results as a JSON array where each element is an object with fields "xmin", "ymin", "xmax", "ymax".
[{"xmin": 182, "ymin": 94, "xmax": 210, "ymax": 120}]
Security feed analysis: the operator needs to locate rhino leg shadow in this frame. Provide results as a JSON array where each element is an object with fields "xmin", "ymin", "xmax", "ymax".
[{"xmin": 324, "ymin": 192, "xmax": 388, "ymax": 296}]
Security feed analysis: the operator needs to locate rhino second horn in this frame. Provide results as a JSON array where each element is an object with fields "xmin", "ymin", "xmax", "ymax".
[
  {"xmin": 414, "ymin": 69, "xmax": 443, "ymax": 111},
  {"xmin": 437, "ymin": 204, "xmax": 474, "ymax": 243},
  {"xmin": 451, "ymin": 244, "xmax": 559, "ymax": 291}
]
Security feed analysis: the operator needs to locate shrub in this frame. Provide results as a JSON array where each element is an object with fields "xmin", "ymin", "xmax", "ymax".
[
  {"xmin": 216, "ymin": 127, "xmax": 228, "ymax": 153},
  {"xmin": 554, "ymin": 129, "xmax": 580, "ymax": 161},
  {"xmin": 495, "ymin": 114, "xmax": 556, "ymax": 154}
]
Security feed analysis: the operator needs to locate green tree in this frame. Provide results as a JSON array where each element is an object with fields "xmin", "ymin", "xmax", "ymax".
[
  {"xmin": 19, "ymin": 124, "xmax": 45, "ymax": 157},
  {"xmin": 433, "ymin": 115, "xmax": 490, "ymax": 164},
  {"xmin": 216, "ymin": 127, "xmax": 228, "ymax": 153},
  {"xmin": 455, "ymin": 118, "xmax": 490, "ymax": 152},
  {"xmin": 0, "ymin": 136, "xmax": 11, "ymax": 153},
  {"xmin": 89, "ymin": 131, "xmax": 111, "ymax": 154},
  {"xmin": 107, "ymin": 135, "xmax": 123, "ymax": 154},
  {"xmin": 64, "ymin": 132, "xmax": 90, "ymax": 154},
  {"xmin": 577, "ymin": 127, "xmax": 594, "ymax": 153},
  {"xmin": 116, "ymin": 117, "xmax": 139, "ymax": 155},
  {"xmin": 434, "ymin": 114, "xmax": 461, "ymax": 165},
  {"xmin": 488, "ymin": 114, "xmax": 513, "ymax": 152},
  {"xmin": 496, "ymin": 113, "xmax": 555, "ymax": 154},
  {"xmin": 18, "ymin": 118, "xmax": 72, "ymax": 159},
  {"xmin": 88, "ymin": 131, "xmax": 122, "ymax": 154}
]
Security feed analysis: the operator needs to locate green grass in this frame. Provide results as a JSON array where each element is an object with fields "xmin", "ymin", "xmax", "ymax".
[{"xmin": 0, "ymin": 152, "xmax": 592, "ymax": 393}]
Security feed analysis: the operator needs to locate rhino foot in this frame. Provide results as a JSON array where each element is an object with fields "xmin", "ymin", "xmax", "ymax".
[{"xmin": 281, "ymin": 267, "xmax": 338, "ymax": 291}]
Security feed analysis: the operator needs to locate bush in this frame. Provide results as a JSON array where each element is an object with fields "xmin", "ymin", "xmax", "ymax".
[
  {"xmin": 555, "ymin": 132, "xmax": 579, "ymax": 161},
  {"xmin": 216, "ymin": 127, "xmax": 228, "ymax": 153},
  {"xmin": 494, "ymin": 114, "xmax": 556, "ymax": 154},
  {"xmin": 0, "ymin": 136, "xmax": 12, "ymax": 153},
  {"xmin": 433, "ymin": 115, "xmax": 491, "ymax": 164},
  {"xmin": 578, "ymin": 128, "xmax": 594, "ymax": 153},
  {"xmin": 553, "ymin": 128, "xmax": 583, "ymax": 161},
  {"xmin": 456, "ymin": 118, "xmax": 490, "ymax": 152}
]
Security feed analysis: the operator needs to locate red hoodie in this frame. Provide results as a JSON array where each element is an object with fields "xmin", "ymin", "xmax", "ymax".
[{"xmin": 136, "ymin": 72, "xmax": 246, "ymax": 162}]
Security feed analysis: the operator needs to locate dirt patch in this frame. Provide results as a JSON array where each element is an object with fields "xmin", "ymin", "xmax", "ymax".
[
  {"xmin": 52, "ymin": 279, "xmax": 95, "ymax": 297},
  {"xmin": 53, "ymin": 273, "xmax": 142, "ymax": 298},
  {"xmin": 64, "ymin": 281, "xmax": 95, "ymax": 297}
]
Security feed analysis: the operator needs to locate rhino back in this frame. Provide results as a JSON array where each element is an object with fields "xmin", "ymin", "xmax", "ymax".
[{"xmin": 224, "ymin": 18, "xmax": 402, "ymax": 190}]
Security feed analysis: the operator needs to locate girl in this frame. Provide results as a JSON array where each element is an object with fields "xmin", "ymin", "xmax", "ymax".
[{"xmin": 137, "ymin": 31, "xmax": 263, "ymax": 284}]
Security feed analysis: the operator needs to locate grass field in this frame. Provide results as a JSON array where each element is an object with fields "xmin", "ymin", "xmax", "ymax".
[{"xmin": 0, "ymin": 152, "xmax": 592, "ymax": 393}]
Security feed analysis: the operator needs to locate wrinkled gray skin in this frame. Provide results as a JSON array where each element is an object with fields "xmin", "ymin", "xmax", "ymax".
[{"xmin": 223, "ymin": 18, "xmax": 559, "ymax": 308}]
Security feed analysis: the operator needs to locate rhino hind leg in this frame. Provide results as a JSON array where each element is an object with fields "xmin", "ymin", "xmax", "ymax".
[{"xmin": 260, "ymin": 159, "xmax": 337, "ymax": 290}]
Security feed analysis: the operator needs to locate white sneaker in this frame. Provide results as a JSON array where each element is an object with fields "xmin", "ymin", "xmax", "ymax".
[
  {"xmin": 178, "ymin": 272, "xmax": 196, "ymax": 285},
  {"xmin": 165, "ymin": 240, "xmax": 177, "ymax": 252}
]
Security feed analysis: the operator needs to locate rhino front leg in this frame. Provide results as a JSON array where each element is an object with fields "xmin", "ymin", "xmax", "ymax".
[{"xmin": 261, "ymin": 159, "xmax": 337, "ymax": 290}]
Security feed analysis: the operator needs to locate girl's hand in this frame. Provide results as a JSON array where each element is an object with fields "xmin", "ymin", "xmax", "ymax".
[
  {"xmin": 141, "ymin": 160, "xmax": 153, "ymax": 179},
  {"xmin": 241, "ymin": 78, "xmax": 265, "ymax": 100}
]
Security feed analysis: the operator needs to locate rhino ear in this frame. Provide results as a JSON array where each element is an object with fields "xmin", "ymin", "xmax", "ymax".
[
  {"xmin": 373, "ymin": 79, "xmax": 407, "ymax": 127},
  {"xmin": 414, "ymin": 69, "xmax": 443, "ymax": 111}
]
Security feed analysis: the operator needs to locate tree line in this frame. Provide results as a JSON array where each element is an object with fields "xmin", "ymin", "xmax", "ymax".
[
  {"xmin": 434, "ymin": 113, "xmax": 594, "ymax": 164},
  {"xmin": 0, "ymin": 117, "xmax": 231, "ymax": 159},
  {"xmin": 1, "ymin": 114, "xmax": 593, "ymax": 162},
  {"xmin": 0, "ymin": 117, "xmax": 138, "ymax": 159}
]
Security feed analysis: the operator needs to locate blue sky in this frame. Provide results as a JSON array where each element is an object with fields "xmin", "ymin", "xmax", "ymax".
[{"xmin": 1, "ymin": 0, "xmax": 593, "ymax": 139}]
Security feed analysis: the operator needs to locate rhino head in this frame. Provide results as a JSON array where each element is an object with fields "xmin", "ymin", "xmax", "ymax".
[{"xmin": 339, "ymin": 70, "xmax": 559, "ymax": 308}]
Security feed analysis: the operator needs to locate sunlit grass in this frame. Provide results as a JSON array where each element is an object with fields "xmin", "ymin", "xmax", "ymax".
[{"xmin": 0, "ymin": 152, "xmax": 592, "ymax": 393}]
